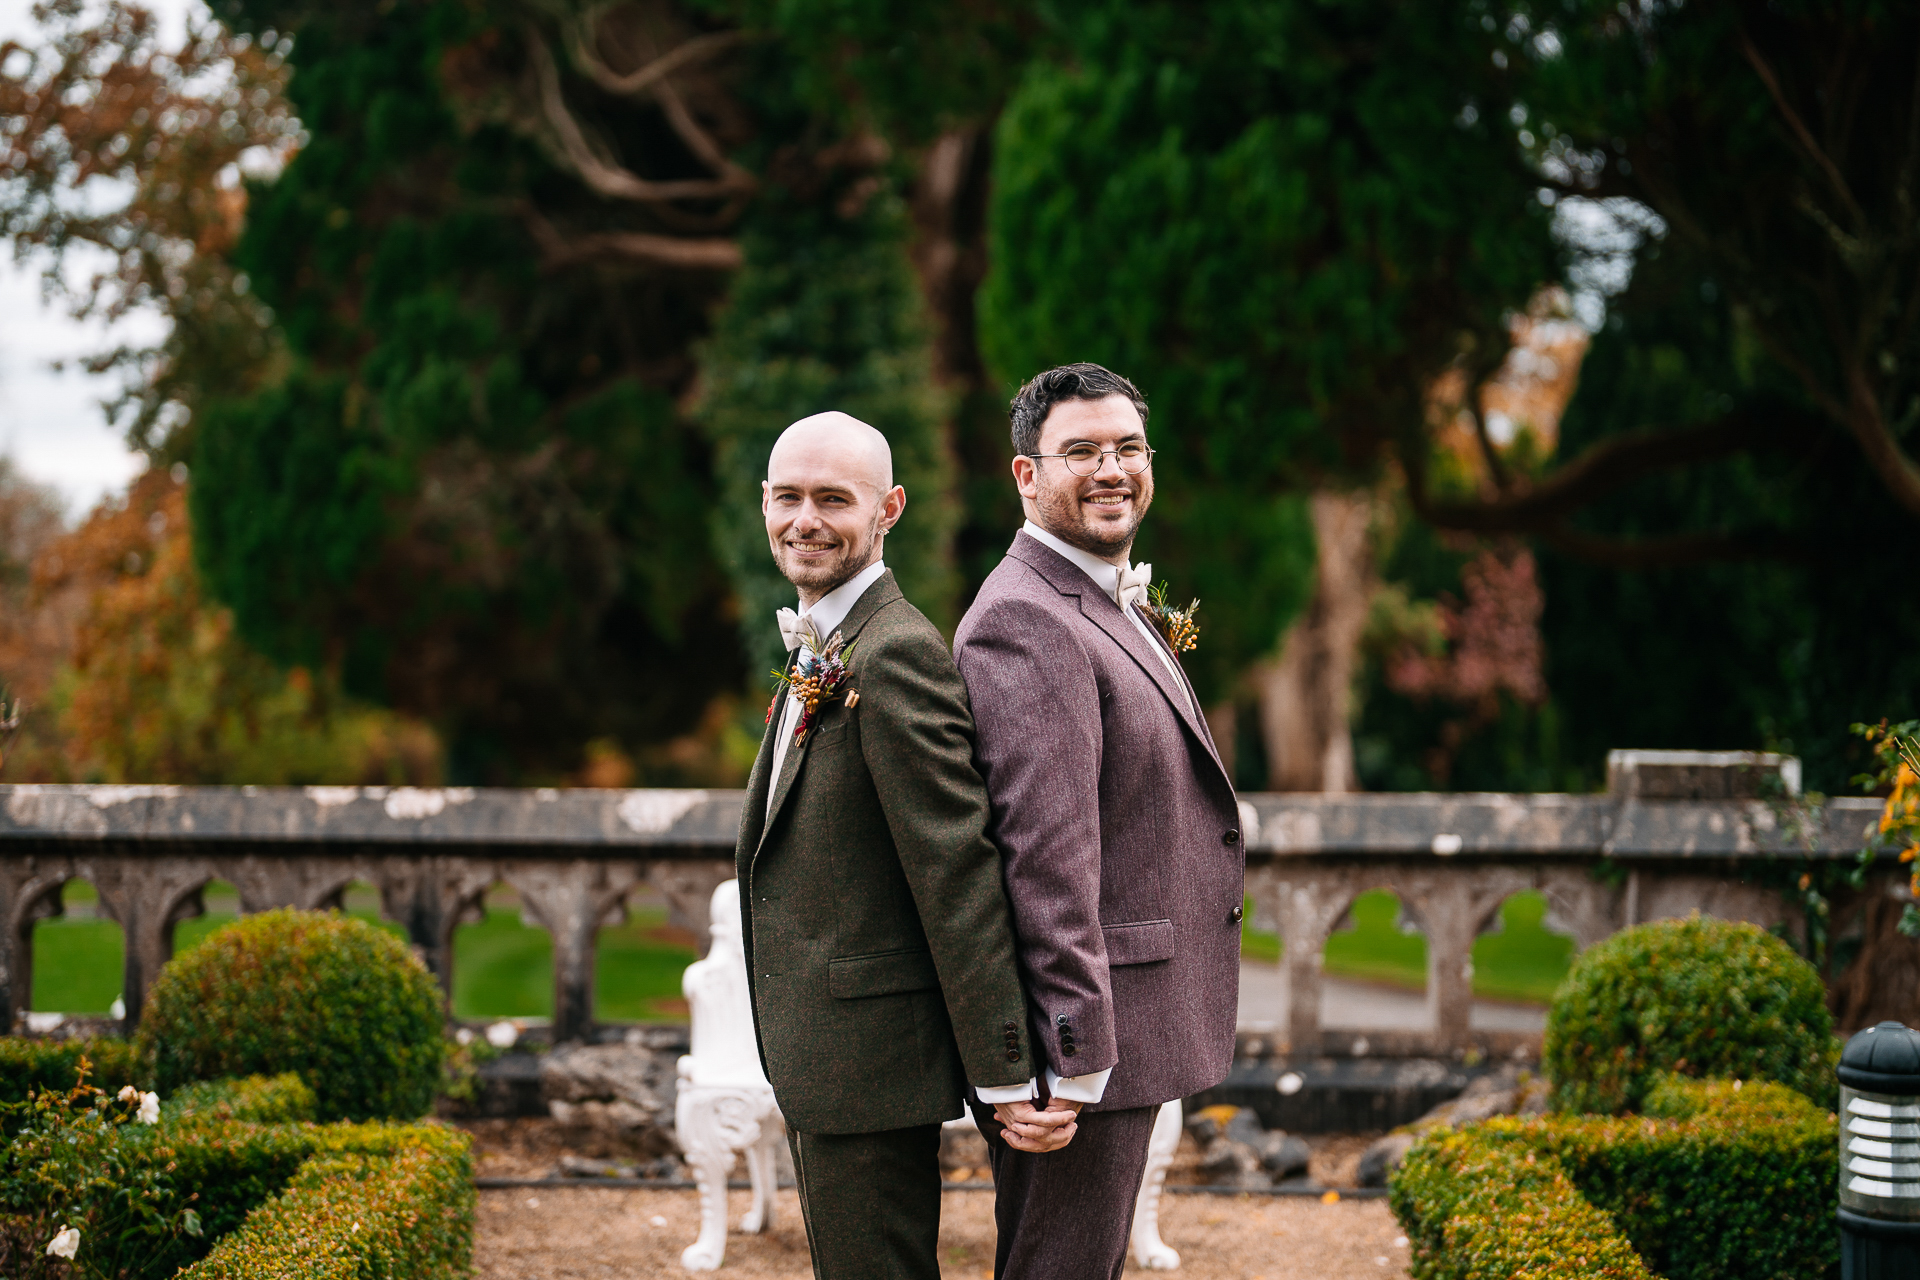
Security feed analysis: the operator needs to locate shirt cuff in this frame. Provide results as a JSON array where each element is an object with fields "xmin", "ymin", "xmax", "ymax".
[
  {"xmin": 1043, "ymin": 1065, "xmax": 1113, "ymax": 1104},
  {"xmin": 973, "ymin": 1078, "xmax": 1037, "ymax": 1104}
]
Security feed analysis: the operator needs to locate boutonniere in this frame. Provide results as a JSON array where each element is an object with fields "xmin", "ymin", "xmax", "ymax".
[
  {"xmin": 768, "ymin": 622, "xmax": 859, "ymax": 742},
  {"xmin": 1140, "ymin": 582, "xmax": 1201, "ymax": 654}
]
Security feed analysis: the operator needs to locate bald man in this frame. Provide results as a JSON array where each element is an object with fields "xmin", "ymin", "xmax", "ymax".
[{"xmin": 734, "ymin": 413, "xmax": 1072, "ymax": 1280}]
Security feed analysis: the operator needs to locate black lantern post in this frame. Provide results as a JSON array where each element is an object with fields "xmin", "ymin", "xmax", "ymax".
[{"xmin": 1840, "ymin": 1021, "xmax": 1920, "ymax": 1279}]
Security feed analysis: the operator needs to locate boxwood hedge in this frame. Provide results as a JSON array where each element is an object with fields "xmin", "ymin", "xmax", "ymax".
[
  {"xmin": 1392, "ymin": 1078, "xmax": 1837, "ymax": 1280},
  {"xmin": 1543, "ymin": 916, "xmax": 1837, "ymax": 1115},
  {"xmin": 136, "ymin": 909, "xmax": 446, "ymax": 1122},
  {"xmin": 0, "ymin": 1053, "xmax": 473, "ymax": 1280}
]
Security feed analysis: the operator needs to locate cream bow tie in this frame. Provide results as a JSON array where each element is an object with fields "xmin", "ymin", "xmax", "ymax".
[
  {"xmin": 1116, "ymin": 561, "xmax": 1153, "ymax": 611},
  {"xmin": 776, "ymin": 607, "xmax": 815, "ymax": 654}
]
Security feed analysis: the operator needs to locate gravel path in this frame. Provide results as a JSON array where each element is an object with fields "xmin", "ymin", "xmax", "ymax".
[{"xmin": 476, "ymin": 1185, "xmax": 1413, "ymax": 1279}]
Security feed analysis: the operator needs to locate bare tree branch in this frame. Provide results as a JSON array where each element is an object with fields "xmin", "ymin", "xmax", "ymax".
[
  {"xmin": 565, "ymin": 20, "xmax": 744, "ymax": 99},
  {"xmin": 1539, "ymin": 524, "xmax": 1802, "ymax": 569},
  {"xmin": 529, "ymin": 31, "xmax": 745, "ymax": 205},
  {"xmin": 520, "ymin": 204, "xmax": 741, "ymax": 270},
  {"xmin": 1739, "ymin": 29, "xmax": 1868, "ymax": 233},
  {"xmin": 1407, "ymin": 413, "xmax": 1758, "ymax": 534},
  {"xmin": 652, "ymin": 77, "xmax": 755, "ymax": 192}
]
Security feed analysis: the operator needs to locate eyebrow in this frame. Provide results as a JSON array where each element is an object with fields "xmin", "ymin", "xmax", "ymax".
[{"xmin": 768, "ymin": 481, "xmax": 860, "ymax": 495}]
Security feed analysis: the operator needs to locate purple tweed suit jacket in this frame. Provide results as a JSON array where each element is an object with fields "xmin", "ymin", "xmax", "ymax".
[{"xmin": 953, "ymin": 531, "xmax": 1244, "ymax": 1112}]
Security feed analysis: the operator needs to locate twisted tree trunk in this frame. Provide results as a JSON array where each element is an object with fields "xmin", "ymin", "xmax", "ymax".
[{"xmin": 1256, "ymin": 491, "xmax": 1377, "ymax": 792}]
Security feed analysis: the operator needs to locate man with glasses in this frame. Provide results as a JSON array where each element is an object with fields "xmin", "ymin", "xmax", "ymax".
[{"xmin": 954, "ymin": 364, "xmax": 1245, "ymax": 1279}]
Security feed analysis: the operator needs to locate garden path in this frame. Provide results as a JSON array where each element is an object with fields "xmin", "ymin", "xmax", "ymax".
[
  {"xmin": 1236, "ymin": 962, "xmax": 1549, "ymax": 1033},
  {"xmin": 475, "ymin": 1185, "xmax": 1413, "ymax": 1279}
]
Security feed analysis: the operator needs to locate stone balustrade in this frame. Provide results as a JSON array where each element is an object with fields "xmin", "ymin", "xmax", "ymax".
[{"xmin": 2, "ymin": 751, "xmax": 1904, "ymax": 1054}]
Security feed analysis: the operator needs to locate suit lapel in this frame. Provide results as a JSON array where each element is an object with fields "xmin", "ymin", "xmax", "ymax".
[
  {"xmin": 752, "ymin": 570, "xmax": 903, "ymax": 863},
  {"xmin": 736, "ymin": 683, "xmax": 783, "ymax": 870},
  {"xmin": 1009, "ymin": 534, "xmax": 1231, "ymax": 788}
]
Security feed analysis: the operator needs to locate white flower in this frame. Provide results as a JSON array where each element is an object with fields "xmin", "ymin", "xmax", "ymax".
[
  {"xmin": 455, "ymin": 1027, "xmax": 475, "ymax": 1046},
  {"xmin": 136, "ymin": 1091, "xmax": 160, "ymax": 1125},
  {"xmin": 117, "ymin": 1085, "xmax": 138, "ymax": 1104},
  {"xmin": 485, "ymin": 1021, "xmax": 519, "ymax": 1049},
  {"xmin": 47, "ymin": 1225, "xmax": 80, "ymax": 1259}
]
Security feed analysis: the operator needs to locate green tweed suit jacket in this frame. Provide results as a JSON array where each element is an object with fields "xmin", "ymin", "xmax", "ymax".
[{"xmin": 735, "ymin": 570, "xmax": 1033, "ymax": 1134}]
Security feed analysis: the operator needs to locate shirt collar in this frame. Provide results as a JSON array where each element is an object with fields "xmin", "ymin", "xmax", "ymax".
[
  {"xmin": 1021, "ymin": 520, "xmax": 1126, "ymax": 600},
  {"xmin": 798, "ymin": 559, "xmax": 888, "ymax": 642}
]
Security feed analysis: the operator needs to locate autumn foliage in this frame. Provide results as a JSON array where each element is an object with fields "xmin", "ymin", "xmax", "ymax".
[{"xmin": 0, "ymin": 467, "xmax": 440, "ymax": 784}]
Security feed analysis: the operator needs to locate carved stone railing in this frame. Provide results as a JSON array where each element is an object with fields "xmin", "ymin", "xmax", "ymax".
[{"xmin": 2, "ymin": 752, "xmax": 1903, "ymax": 1053}]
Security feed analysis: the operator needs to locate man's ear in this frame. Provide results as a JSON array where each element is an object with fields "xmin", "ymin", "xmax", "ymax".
[
  {"xmin": 1012, "ymin": 455, "xmax": 1038, "ymax": 501},
  {"xmin": 881, "ymin": 484, "xmax": 907, "ymax": 531},
  {"xmin": 761, "ymin": 480, "xmax": 771, "ymax": 516}
]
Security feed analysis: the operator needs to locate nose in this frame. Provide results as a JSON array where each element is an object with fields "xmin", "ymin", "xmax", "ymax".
[
  {"xmin": 790, "ymin": 499, "xmax": 825, "ymax": 533},
  {"xmin": 1090, "ymin": 449, "xmax": 1127, "ymax": 484}
]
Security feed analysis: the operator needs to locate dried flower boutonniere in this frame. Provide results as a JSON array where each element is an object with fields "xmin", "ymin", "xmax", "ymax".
[
  {"xmin": 768, "ymin": 624, "xmax": 859, "ymax": 742},
  {"xmin": 1139, "ymin": 581, "xmax": 1201, "ymax": 654}
]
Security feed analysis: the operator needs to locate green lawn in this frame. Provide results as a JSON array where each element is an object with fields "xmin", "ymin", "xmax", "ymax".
[
  {"xmin": 35, "ymin": 881, "xmax": 1571, "ymax": 1017},
  {"xmin": 1240, "ymin": 888, "xmax": 1575, "ymax": 1004},
  {"xmin": 31, "ymin": 882, "xmax": 697, "ymax": 1022}
]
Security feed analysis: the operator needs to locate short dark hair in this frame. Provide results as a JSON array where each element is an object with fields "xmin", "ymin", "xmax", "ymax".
[{"xmin": 1008, "ymin": 363, "xmax": 1149, "ymax": 457}]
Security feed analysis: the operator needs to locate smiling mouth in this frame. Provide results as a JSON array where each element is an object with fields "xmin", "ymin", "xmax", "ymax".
[
  {"xmin": 787, "ymin": 539, "xmax": 838, "ymax": 553},
  {"xmin": 1084, "ymin": 492, "xmax": 1131, "ymax": 509}
]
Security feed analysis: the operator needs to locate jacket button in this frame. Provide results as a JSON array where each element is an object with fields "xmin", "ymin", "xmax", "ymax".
[
  {"xmin": 1223, "ymin": 829, "xmax": 1241, "ymax": 845},
  {"xmin": 1056, "ymin": 1015, "xmax": 1070, "ymax": 1026},
  {"xmin": 1006, "ymin": 1050, "xmax": 1021, "ymax": 1062},
  {"xmin": 1005, "ymin": 1022, "xmax": 1017, "ymax": 1031},
  {"xmin": 1062, "ymin": 1045, "xmax": 1077, "ymax": 1057},
  {"xmin": 1231, "ymin": 905, "xmax": 1245, "ymax": 923}
]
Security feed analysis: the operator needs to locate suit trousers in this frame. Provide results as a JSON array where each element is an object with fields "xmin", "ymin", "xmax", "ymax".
[
  {"xmin": 787, "ymin": 1122, "xmax": 943, "ymax": 1280},
  {"xmin": 967, "ymin": 1098, "xmax": 1158, "ymax": 1280}
]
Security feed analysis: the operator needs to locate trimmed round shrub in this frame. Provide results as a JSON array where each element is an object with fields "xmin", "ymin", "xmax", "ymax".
[
  {"xmin": 136, "ymin": 909, "xmax": 445, "ymax": 1121},
  {"xmin": 1543, "ymin": 915, "xmax": 1836, "ymax": 1114}
]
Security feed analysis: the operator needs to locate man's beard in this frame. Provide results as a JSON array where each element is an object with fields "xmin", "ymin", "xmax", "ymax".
[
  {"xmin": 774, "ymin": 514, "xmax": 883, "ymax": 597},
  {"xmin": 1033, "ymin": 475, "xmax": 1150, "ymax": 556}
]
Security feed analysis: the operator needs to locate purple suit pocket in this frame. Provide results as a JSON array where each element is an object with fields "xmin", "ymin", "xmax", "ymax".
[{"xmin": 1102, "ymin": 918, "xmax": 1175, "ymax": 966}]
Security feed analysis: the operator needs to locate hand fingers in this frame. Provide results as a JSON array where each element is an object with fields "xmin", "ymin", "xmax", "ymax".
[{"xmin": 999, "ymin": 1122, "xmax": 1077, "ymax": 1153}]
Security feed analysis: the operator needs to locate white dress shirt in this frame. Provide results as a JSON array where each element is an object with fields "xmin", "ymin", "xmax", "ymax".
[
  {"xmin": 767, "ymin": 559, "xmax": 890, "ymax": 821},
  {"xmin": 977, "ymin": 522, "xmax": 1195, "ymax": 1108}
]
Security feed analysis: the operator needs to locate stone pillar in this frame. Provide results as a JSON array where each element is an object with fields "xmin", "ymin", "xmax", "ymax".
[
  {"xmin": 3, "ymin": 866, "xmax": 68, "ymax": 1030},
  {"xmin": 1271, "ymin": 872, "xmax": 1350, "ymax": 1056},
  {"xmin": 648, "ymin": 860, "xmax": 737, "ymax": 956},
  {"xmin": 374, "ymin": 858, "xmax": 495, "ymax": 998},
  {"xmin": 509, "ymin": 860, "xmax": 644, "ymax": 1043},
  {"xmin": 85, "ymin": 859, "xmax": 211, "ymax": 1028},
  {"xmin": 1403, "ymin": 871, "xmax": 1528, "ymax": 1052}
]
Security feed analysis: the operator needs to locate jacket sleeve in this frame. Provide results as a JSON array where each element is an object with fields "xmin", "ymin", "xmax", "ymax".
[
  {"xmin": 856, "ymin": 620, "xmax": 1034, "ymax": 1090},
  {"xmin": 953, "ymin": 596, "xmax": 1117, "ymax": 1079}
]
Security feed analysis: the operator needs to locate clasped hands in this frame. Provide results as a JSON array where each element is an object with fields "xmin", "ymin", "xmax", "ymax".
[{"xmin": 991, "ymin": 1097, "xmax": 1083, "ymax": 1153}]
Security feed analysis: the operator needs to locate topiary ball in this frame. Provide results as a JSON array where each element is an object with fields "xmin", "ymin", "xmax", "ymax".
[
  {"xmin": 1543, "ymin": 914, "xmax": 1837, "ymax": 1114},
  {"xmin": 136, "ymin": 908, "xmax": 446, "ymax": 1121}
]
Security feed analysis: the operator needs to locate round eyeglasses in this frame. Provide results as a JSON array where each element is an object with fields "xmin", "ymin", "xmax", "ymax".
[{"xmin": 1025, "ymin": 442, "xmax": 1155, "ymax": 476}]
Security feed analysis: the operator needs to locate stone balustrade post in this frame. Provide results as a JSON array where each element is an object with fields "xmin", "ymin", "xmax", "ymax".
[
  {"xmin": 510, "ymin": 861, "xmax": 645, "ymax": 1044},
  {"xmin": 84, "ymin": 859, "xmax": 209, "ymax": 1027}
]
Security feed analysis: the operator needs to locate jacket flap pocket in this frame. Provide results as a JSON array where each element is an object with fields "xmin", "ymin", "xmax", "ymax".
[
  {"xmin": 828, "ymin": 947, "xmax": 939, "ymax": 999},
  {"xmin": 1102, "ymin": 918, "xmax": 1175, "ymax": 966}
]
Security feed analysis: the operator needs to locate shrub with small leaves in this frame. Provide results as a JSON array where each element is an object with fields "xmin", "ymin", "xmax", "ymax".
[
  {"xmin": 1543, "ymin": 915, "xmax": 1837, "ymax": 1114},
  {"xmin": 1392, "ymin": 1078, "xmax": 1835, "ymax": 1280},
  {"xmin": 0, "ymin": 1058, "xmax": 201, "ymax": 1280},
  {"xmin": 136, "ymin": 910, "xmax": 445, "ymax": 1122},
  {"xmin": 0, "ymin": 1039, "xmax": 141, "ymax": 1107}
]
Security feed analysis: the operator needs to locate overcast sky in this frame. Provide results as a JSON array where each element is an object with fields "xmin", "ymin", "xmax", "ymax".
[{"xmin": 0, "ymin": 0, "xmax": 201, "ymax": 518}]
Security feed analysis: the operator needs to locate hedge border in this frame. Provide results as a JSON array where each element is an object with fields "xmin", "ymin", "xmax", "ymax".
[
  {"xmin": 3, "ymin": 1043, "xmax": 473, "ymax": 1280},
  {"xmin": 1391, "ymin": 1079, "xmax": 1837, "ymax": 1280}
]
